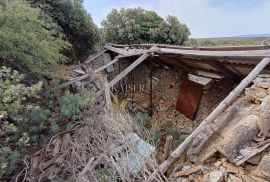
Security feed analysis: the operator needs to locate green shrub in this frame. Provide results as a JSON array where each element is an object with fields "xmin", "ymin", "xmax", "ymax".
[
  {"xmin": 0, "ymin": 147, "xmax": 20, "ymax": 176},
  {"xmin": 0, "ymin": 66, "xmax": 43, "ymax": 123},
  {"xmin": 27, "ymin": 108, "xmax": 51, "ymax": 142},
  {"xmin": 60, "ymin": 91, "xmax": 84, "ymax": 120},
  {"xmin": 48, "ymin": 119, "xmax": 60, "ymax": 135},
  {"xmin": 134, "ymin": 113, "xmax": 151, "ymax": 127},
  {"xmin": 133, "ymin": 113, "xmax": 161, "ymax": 145},
  {"xmin": 60, "ymin": 91, "xmax": 94, "ymax": 120},
  {"xmin": 0, "ymin": 66, "xmax": 42, "ymax": 176},
  {"xmin": 0, "ymin": 66, "xmax": 95, "ymax": 176},
  {"xmin": 161, "ymin": 124, "xmax": 187, "ymax": 148}
]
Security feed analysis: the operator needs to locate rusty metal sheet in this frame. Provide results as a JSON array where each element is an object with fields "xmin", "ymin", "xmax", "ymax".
[{"xmin": 176, "ymin": 79, "xmax": 204, "ymax": 120}]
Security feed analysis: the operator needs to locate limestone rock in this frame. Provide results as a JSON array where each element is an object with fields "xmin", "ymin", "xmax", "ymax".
[
  {"xmin": 253, "ymin": 77, "xmax": 270, "ymax": 89},
  {"xmin": 255, "ymin": 154, "xmax": 270, "ymax": 180},
  {"xmin": 142, "ymin": 103, "xmax": 148, "ymax": 109},
  {"xmin": 227, "ymin": 174, "xmax": 241, "ymax": 182},
  {"xmin": 208, "ymin": 170, "xmax": 224, "ymax": 182},
  {"xmin": 223, "ymin": 162, "xmax": 239, "ymax": 174},
  {"xmin": 214, "ymin": 161, "xmax": 223, "ymax": 168},
  {"xmin": 247, "ymin": 155, "xmax": 261, "ymax": 166},
  {"xmin": 257, "ymin": 110, "xmax": 270, "ymax": 137},
  {"xmin": 239, "ymin": 147, "xmax": 253, "ymax": 158}
]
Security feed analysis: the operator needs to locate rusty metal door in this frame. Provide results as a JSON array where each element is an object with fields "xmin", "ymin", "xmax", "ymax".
[{"xmin": 176, "ymin": 79, "xmax": 204, "ymax": 120}]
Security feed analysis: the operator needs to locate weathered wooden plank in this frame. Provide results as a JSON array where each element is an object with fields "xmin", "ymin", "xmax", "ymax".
[
  {"xmin": 235, "ymin": 142, "xmax": 270, "ymax": 166},
  {"xmin": 64, "ymin": 73, "xmax": 92, "ymax": 87},
  {"xmin": 108, "ymin": 54, "xmax": 150, "ymax": 87},
  {"xmin": 103, "ymin": 77, "xmax": 112, "ymax": 108},
  {"xmin": 103, "ymin": 53, "xmax": 114, "ymax": 72},
  {"xmin": 157, "ymin": 48, "xmax": 270, "ymax": 60},
  {"xmin": 222, "ymin": 62, "xmax": 270, "ymax": 70},
  {"xmin": 117, "ymin": 52, "xmax": 144, "ymax": 58},
  {"xmin": 174, "ymin": 165, "xmax": 203, "ymax": 177},
  {"xmin": 104, "ymin": 44, "xmax": 130, "ymax": 55},
  {"xmin": 161, "ymin": 58, "xmax": 223, "ymax": 78},
  {"xmin": 106, "ymin": 43, "xmax": 270, "ymax": 60},
  {"xmin": 108, "ymin": 46, "xmax": 157, "ymax": 88},
  {"xmin": 127, "ymin": 44, "xmax": 270, "ymax": 51},
  {"xmin": 95, "ymin": 52, "xmax": 146, "ymax": 73},
  {"xmin": 207, "ymin": 61, "xmax": 242, "ymax": 79},
  {"xmin": 163, "ymin": 135, "xmax": 173, "ymax": 162},
  {"xmin": 85, "ymin": 50, "xmax": 106, "ymax": 64},
  {"xmin": 95, "ymin": 58, "xmax": 119, "ymax": 73}
]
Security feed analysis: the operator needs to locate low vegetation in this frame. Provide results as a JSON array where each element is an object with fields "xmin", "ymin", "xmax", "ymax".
[
  {"xmin": 0, "ymin": 66, "xmax": 94, "ymax": 177},
  {"xmin": 186, "ymin": 37, "xmax": 270, "ymax": 47}
]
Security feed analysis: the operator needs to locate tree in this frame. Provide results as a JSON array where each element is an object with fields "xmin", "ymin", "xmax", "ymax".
[
  {"xmin": 0, "ymin": 0, "xmax": 70, "ymax": 75},
  {"xmin": 28, "ymin": 0, "xmax": 100, "ymax": 61},
  {"xmin": 101, "ymin": 8, "xmax": 164, "ymax": 44},
  {"xmin": 102, "ymin": 8, "xmax": 190, "ymax": 45},
  {"xmin": 150, "ymin": 16, "xmax": 190, "ymax": 45}
]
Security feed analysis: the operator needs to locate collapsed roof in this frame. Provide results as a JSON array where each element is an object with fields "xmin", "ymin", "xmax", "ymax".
[
  {"xmin": 58, "ymin": 43, "xmax": 270, "ymax": 181},
  {"xmin": 90, "ymin": 43, "xmax": 270, "ymax": 81}
]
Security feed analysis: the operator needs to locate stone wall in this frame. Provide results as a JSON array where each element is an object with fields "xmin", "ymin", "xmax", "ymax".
[{"xmin": 90, "ymin": 54, "xmax": 238, "ymax": 132}]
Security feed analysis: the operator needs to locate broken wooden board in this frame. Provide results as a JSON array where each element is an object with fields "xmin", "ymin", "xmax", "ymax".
[
  {"xmin": 234, "ymin": 142, "xmax": 270, "ymax": 166},
  {"xmin": 157, "ymin": 47, "xmax": 270, "ymax": 61},
  {"xmin": 104, "ymin": 44, "xmax": 130, "ymax": 55},
  {"xmin": 174, "ymin": 165, "xmax": 203, "ymax": 178},
  {"xmin": 103, "ymin": 53, "xmax": 114, "ymax": 72},
  {"xmin": 124, "ymin": 43, "xmax": 270, "ymax": 51},
  {"xmin": 163, "ymin": 135, "xmax": 173, "ymax": 162},
  {"xmin": 95, "ymin": 58, "xmax": 119, "ymax": 73},
  {"xmin": 85, "ymin": 50, "xmax": 106, "ymax": 64},
  {"xmin": 95, "ymin": 52, "xmax": 148, "ymax": 73},
  {"xmin": 108, "ymin": 46, "xmax": 158, "ymax": 88},
  {"xmin": 104, "ymin": 77, "xmax": 112, "ymax": 107}
]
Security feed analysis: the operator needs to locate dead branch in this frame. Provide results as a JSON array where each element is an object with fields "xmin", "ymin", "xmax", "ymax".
[{"xmin": 162, "ymin": 135, "xmax": 173, "ymax": 162}]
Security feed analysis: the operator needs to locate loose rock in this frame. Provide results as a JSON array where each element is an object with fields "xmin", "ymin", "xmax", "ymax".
[
  {"xmin": 247, "ymin": 155, "xmax": 261, "ymax": 166},
  {"xmin": 208, "ymin": 170, "xmax": 224, "ymax": 182}
]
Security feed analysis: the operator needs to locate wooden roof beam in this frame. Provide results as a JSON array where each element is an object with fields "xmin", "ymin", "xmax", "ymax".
[
  {"xmin": 94, "ymin": 52, "xmax": 146, "ymax": 73},
  {"xmin": 153, "ymin": 57, "xmax": 178, "ymax": 69},
  {"xmin": 108, "ymin": 46, "xmax": 158, "ymax": 88},
  {"xmin": 110, "ymin": 43, "xmax": 270, "ymax": 51},
  {"xmin": 85, "ymin": 50, "xmax": 107, "ymax": 64},
  {"xmin": 222, "ymin": 62, "xmax": 270, "ymax": 70},
  {"xmin": 159, "ymin": 58, "xmax": 223, "ymax": 79},
  {"xmin": 104, "ymin": 44, "xmax": 130, "ymax": 55},
  {"xmin": 206, "ymin": 60, "xmax": 243, "ymax": 79},
  {"xmin": 158, "ymin": 56, "xmax": 223, "ymax": 76},
  {"xmin": 156, "ymin": 56, "xmax": 190, "ymax": 71},
  {"xmin": 157, "ymin": 47, "xmax": 270, "ymax": 61}
]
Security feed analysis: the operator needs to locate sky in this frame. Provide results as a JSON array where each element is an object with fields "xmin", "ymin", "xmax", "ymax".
[{"xmin": 84, "ymin": 0, "xmax": 270, "ymax": 38}]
